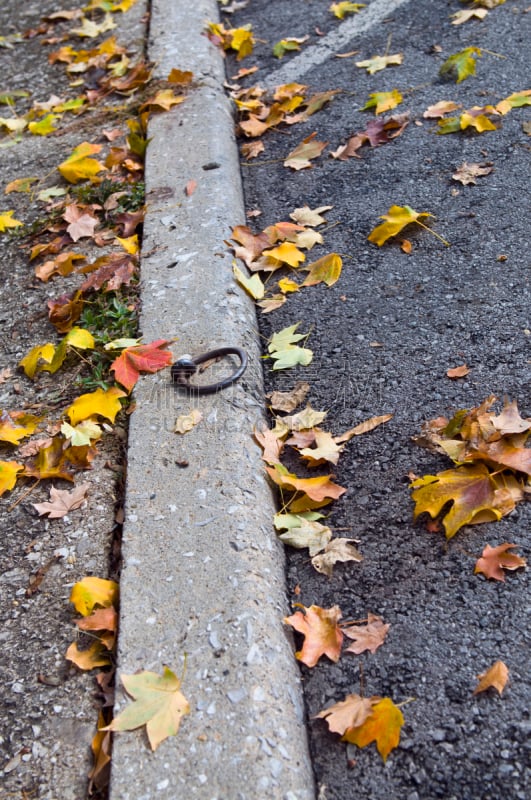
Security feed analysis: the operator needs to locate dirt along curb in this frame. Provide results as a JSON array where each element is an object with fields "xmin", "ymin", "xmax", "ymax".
[{"xmin": 108, "ymin": 1, "xmax": 315, "ymax": 798}]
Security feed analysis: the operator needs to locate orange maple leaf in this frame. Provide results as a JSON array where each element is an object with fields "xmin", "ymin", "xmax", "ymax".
[
  {"xmin": 342, "ymin": 613, "xmax": 390, "ymax": 654},
  {"xmin": 474, "ymin": 542, "xmax": 526, "ymax": 582},
  {"xmin": 283, "ymin": 603, "xmax": 343, "ymax": 667},
  {"xmin": 473, "ymin": 660, "xmax": 509, "ymax": 696},
  {"xmin": 342, "ymin": 697, "xmax": 405, "ymax": 762},
  {"xmin": 110, "ymin": 340, "xmax": 173, "ymax": 392}
]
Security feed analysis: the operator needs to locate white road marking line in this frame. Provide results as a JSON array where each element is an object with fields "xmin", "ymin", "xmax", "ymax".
[{"xmin": 264, "ymin": 0, "xmax": 413, "ymax": 88}]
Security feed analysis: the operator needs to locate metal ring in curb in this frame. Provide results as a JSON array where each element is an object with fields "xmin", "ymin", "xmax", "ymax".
[{"xmin": 171, "ymin": 346, "xmax": 248, "ymax": 395}]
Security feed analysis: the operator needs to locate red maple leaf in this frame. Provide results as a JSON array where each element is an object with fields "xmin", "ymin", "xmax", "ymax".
[{"xmin": 110, "ymin": 340, "xmax": 173, "ymax": 392}]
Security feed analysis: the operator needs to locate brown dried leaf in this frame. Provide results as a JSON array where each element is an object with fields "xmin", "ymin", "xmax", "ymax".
[
  {"xmin": 474, "ymin": 542, "xmax": 527, "ymax": 581},
  {"xmin": 267, "ymin": 381, "xmax": 310, "ymax": 413},
  {"xmin": 311, "ymin": 538, "xmax": 363, "ymax": 577},
  {"xmin": 343, "ymin": 613, "xmax": 390, "ymax": 654},
  {"xmin": 335, "ymin": 414, "xmax": 393, "ymax": 443},
  {"xmin": 446, "ymin": 363, "xmax": 470, "ymax": 379},
  {"xmin": 315, "ymin": 694, "xmax": 378, "ymax": 735},
  {"xmin": 473, "ymin": 660, "xmax": 509, "ymax": 696},
  {"xmin": 33, "ymin": 483, "xmax": 90, "ymax": 518}
]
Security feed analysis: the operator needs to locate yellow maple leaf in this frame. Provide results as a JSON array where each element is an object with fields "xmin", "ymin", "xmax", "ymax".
[
  {"xmin": 262, "ymin": 242, "xmax": 306, "ymax": 267},
  {"xmin": 66, "ymin": 386, "xmax": 126, "ymax": 425},
  {"xmin": 330, "ymin": 2, "xmax": 366, "ymax": 19},
  {"xmin": 116, "ymin": 234, "xmax": 139, "ymax": 254},
  {"xmin": 0, "ymin": 411, "xmax": 42, "ymax": 445},
  {"xmin": 58, "ymin": 141, "xmax": 105, "ymax": 184},
  {"xmin": 342, "ymin": 697, "xmax": 404, "ymax": 762},
  {"xmin": 0, "ymin": 460, "xmax": 24, "ymax": 496},
  {"xmin": 70, "ymin": 576, "xmax": 119, "ymax": 616},
  {"xmin": 0, "ymin": 210, "xmax": 23, "ymax": 232},
  {"xmin": 102, "ymin": 666, "xmax": 190, "ymax": 751},
  {"xmin": 66, "ymin": 641, "xmax": 112, "ymax": 670},
  {"xmin": 19, "ymin": 342, "xmax": 55, "ymax": 378},
  {"xmin": 361, "ymin": 89, "xmax": 402, "ymax": 115},
  {"xmin": 28, "ymin": 114, "xmax": 59, "ymax": 136},
  {"xmin": 368, "ymin": 205, "xmax": 436, "ymax": 246}
]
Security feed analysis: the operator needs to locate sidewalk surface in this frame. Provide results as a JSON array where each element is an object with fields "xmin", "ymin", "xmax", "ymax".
[{"xmin": 0, "ymin": 1, "xmax": 529, "ymax": 799}]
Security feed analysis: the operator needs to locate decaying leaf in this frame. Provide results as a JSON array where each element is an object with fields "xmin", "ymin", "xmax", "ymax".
[
  {"xmin": 278, "ymin": 519, "xmax": 333, "ymax": 556},
  {"xmin": 335, "ymin": 413, "xmax": 393, "ymax": 443},
  {"xmin": 33, "ymin": 483, "xmax": 90, "ymax": 518},
  {"xmin": 356, "ymin": 53, "xmax": 403, "ymax": 74},
  {"xmin": 446, "ymin": 363, "xmax": 470, "ymax": 379},
  {"xmin": 411, "ymin": 463, "xmax": 524, "ymax": 539},
  {"xmin": 474, "ymin": 542, "xmax": 526, "ymax": 582},
  {"xmin": 452, "ymin": 162, "xmax": 493, "ymax": 185},
  {"xmin": 439, "ymin": 47, "xmax": 482, "ymax": 83},
  {"xmin": 267, "ymin": 381, "xmax": 310, "ymax": 412},
  {"xmin": 284, "ymin": 133, "xmax": 328, "ymax": 170},
  {"xmin": 273, "ymin": 36, "xmax": 308, "ymax": 59},
  {"xmin": 473, "ymin": 660, "xmax": 509, "ymax": 696},
  {"xmin": 205, "ymin": 21, "xmax": 254, "ymax": 60},
  {"xmin": 423, "ymin": 100, "xmax": 461, "ymax": 118},
  {"xmin": 451, "ymin": 8, "xmax": 488, "ymax": 25},
  {"xmin": 70, "ymin": 576, "xmax": 119, "ymax": 616},
  {"xmin": 266, "ymin": 463, "xmax": 347, "ymax": 508},
  {"xmin": 290, "ymin": 205, "xmax": 332, "ymax": 226},
  {"xmin": 174, "ymin": 409, "xmax": 202, "ymax": 434},
  {"xmin": 66, "ymin": 640, "xmax": 111, "ymax": 670},
  {"xmin": 102, "ymin": 666, "xmax": 190, "ymax": 751},
  {"xmin": 283, "ymin": 603, "xmax": 343, "ymax": 667},
  {"xmin": 342, "ymin": 613, "xmax": 390, "ymax": 654},
  {"xmin": 316, "ymin": 693, "xmax": 377, "ymax": 734},
  {"xmin": 311, "ymin": 538, "xmax": 362, "ymax": 576},
  {"xmin": 361, "ymin": 90, "xmax": 402, "ymax": 115},
  {"xmin": 342, "ymin": 697, "xmax": 405, "ymax": 762}
]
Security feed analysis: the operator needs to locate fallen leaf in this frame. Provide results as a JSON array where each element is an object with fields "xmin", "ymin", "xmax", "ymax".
[
  {"xmin": 5, "ymin": 177, "xmax": 39, "ymax": 194},
  {"xmin": 273, "ymin": 36, "xmax": 309, "ymax": 59},
  {"xmin": 342, "ymin": 697, "xmax": 404, "ymax": 762},
  {"xmin": 70, "ymin": 576, "xmax": 119, "ymax": 616},
  {"xmin": 411, "ymin": 463, "xmax": 523, "ymax": 539},
  {"xmin": 268, "ymin": 323, "xmax": 313, "ymax": 370},
  {"xmin": 67, "ymin": 387, "xmax": 126, "ymax": 425},
  {"xmin": 439, "ymin": 47, "xmax": 482, "ymax": 83},
  {"xmin": 311, "ymin": 538, "xmax": 362, "ymax": 576},
  {"xmin": 496, "ymin": 89, "xmax": 531, "ymax": 115},
  {"xmin": 473, "ymin": 660, "xmax": 509, "ymax": 695},
  {"xmin": 451, "ymin": 8, "xmax": 488, "ymax": 24},
  {"xmin": 61, "ymin": 420, "xmax": 102, "ymax": 446},
  {"xmin": 452, "ymin": 162, "xmax": 493, "ymax": 185},
  {"xmin": 268, "ymin": 381, "xmax": 310, "ymax": 412},
  {"xmin": 335, "ymin": 414, "xmax": 393, "ymax": 443},
  {"xmin": 63, "ymin": 203, "xmax": 99, "ymax": 241},
  {"xmin": 278, "ymin": 520, "xmax": 332, "ymax": 556},
  {"xmin": 70, "ymin": 13, "xmax": 116, "ymax": 38},
  {"xmin": 47, "ymin": 290, "xmax": 84, "ymax": 333},
  {"xmin": 290, "ymin": 205, "xmax": 332, "ymax": 226},
  {"xmin": 0, "ymin": 210, "xmax": 23, "ymax": 232},
  {"xmin": 423, "ymin": 100, "xmax": 461, "ymax": 118},
  {"xmin": 491, "ymin": 399, "xmax": 531, "ymax": 435},
  {"xmin": 368, "ymin": 205, "xmax": 438, "ymax": 247},
  {"xmin": 361, "ymin": 90, "xmax": 402, "ymax": 115},
  {"xmin": 58, "ymin": 141, "xmax": 105, "ymax": 184},
  {"xmin": 33, "ymin": 483, "xmax": 90, "ymax": 518},
  {"xmin": 446, "ymin": 364, "xmax": 470, "ymax": 379},
  {"xmin": 253, "ymin": 426, "xmax": 284, "ymax": 464},
  {"xmin": 342, "ymin": 613, "xmax": 390, "ymax": 654},
  {"xmin": 174, "ymin": 409, "xmax": 202, "ymax": 434},
  {"xmin": 110, "ymin": 340, "xmax": 173, "ymax": 393},
  {"xmin": 0, "ymin": 411, "xmax": 42, "ymax": 445},
  {"xmin": 66, "ymin": 641, "xmax": 112, "ymax": 670},
  {"xmin": 301, "ymin": 253, "xmax": 342, "ymax": 287},
  {"xmin": 205, "ymin": 21, "xmax": 254, "ymax": 60},
  {"xmin": 23, "ymin": 436, "xmax": 96, "ymax": 481},
  {"xmin": 474, "ymin": 542, "xmax": 526, "ymax": 581},
  {"xmin": 356, "ymin": 53, "xmax": 403, "ymax": 74},
  {"xmin": 167, "ymin": 68, "xmax": 193, "ymax": 85},
  {"xmin": 262, "ymin": 242, "xmax": 306, "ymax": 267},
  {"xmin": 0, "ymin": 460, "xmax": 24, "ymax": 496},
  {"xmin": 35, "ymin": 251, "xmax": 86, "ymax": 282},
  {"xmin": 284, "ymin": 132, "xmax": 327, "ymax": 170},
  {"xmin": 330, "ymin": 2, "xmax": 366, "ymax": 19},
  {"xmin": 102, "ymin": 666, "xmax": 190, "ymax": 750},
  {"xmin": 298, "ymin": 429, "xmax": 343, "ymax": 465},
  {"xmin": 185, "ymin": 179, "xmax": 197, "ymax": 196},
  {"xmin": 316, "ymin": 693, "xmax": 377, "ymax": 734},
  {"xmin": 283, "ymin": 604, "xmax": 343, "ymax": 667},
  {"xmin": 241, "ymin": 140, "xmax": 265, "ymax": 160},
  {"xmin": 266, "ymin": 463, "xmax": 346, "ymax": 505},
  {"xmin": 233, "ymin": 265, "xmax": 265, "ymax": 299}
]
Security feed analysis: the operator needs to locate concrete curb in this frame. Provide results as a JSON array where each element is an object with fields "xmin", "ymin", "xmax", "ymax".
[{"xmin": 109, "ymin": 1, "xmax": 315, "ymax": 798}]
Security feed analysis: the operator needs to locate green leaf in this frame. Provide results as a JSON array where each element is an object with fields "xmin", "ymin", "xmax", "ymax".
[{"xmin": 439, "ymin": 47, "xmax": 482, "ymax": 83}]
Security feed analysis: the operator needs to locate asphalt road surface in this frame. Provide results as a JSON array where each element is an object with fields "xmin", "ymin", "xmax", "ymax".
[{"xmin": 223, "ymin": 1, "xmax": 530, "ymax": 798}]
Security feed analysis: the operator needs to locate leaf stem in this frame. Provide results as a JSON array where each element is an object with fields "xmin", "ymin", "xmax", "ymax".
[{"xmin": 415, "ymin": 219, "xmax": 451, "ymax": 246}]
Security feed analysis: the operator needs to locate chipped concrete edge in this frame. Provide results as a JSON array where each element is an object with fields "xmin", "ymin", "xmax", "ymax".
[{"xmin": 109, "ymin": 1, "xmax": 315, "ymax": 798}]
